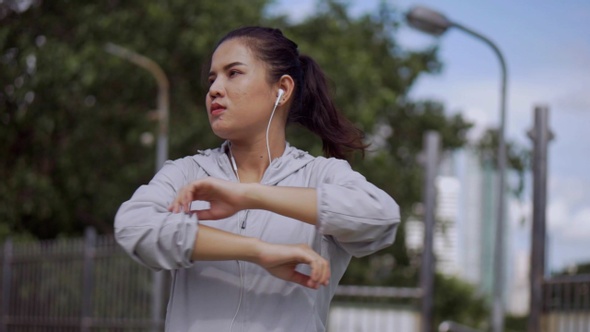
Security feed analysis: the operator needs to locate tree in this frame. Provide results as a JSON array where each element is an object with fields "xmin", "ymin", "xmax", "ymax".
[
  {"xmin": 1, "ymin": 0, "xmax": 268, "ymax": 238},
  {"xmin": 554, "ymin": 261, "xmax": 590, "ymax": 276},
  {"xmin": 433, "ymin": 273, "xmax": 489, "ymax": 330},
  {"xmin": 1, "ymin": 0, "xmax": 475, "ymax": 289}
]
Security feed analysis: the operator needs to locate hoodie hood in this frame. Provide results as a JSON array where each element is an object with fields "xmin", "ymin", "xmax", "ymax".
[{"xmin": 191, "ymin": 141, "xmax": 315, "ymax": 185}]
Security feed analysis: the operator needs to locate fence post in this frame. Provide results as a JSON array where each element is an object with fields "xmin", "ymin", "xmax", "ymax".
[
  {"xmin": 527, "ymin": 105, "xmax": 553, "ymax": 332},
  {"xmin": 152, "ymin": 271, "xmax": 165, "ymax": 331},
  {"xmin": 82, "ymin": 227, "xmax": 97, "ymax": 332},
  {"xmin": 1, "ymin": 239, "xmax": 12, "ymax": 332},
  {"xmin": 420, "ymin": 131, "xmax": 440, "ymax": 332}
]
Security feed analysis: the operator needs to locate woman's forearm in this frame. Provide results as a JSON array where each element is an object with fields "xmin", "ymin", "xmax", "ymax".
[
  {"xmin": 244, "ymin": 184, "xmax": 317, "ymax": 225},
  {"xmin": 190, "ymin": 224, "xmax": 330, "ymax": 288},
  {"xmin": 191, "ymin": 224, "xmax": 261, "ymax": 262},
  {"xmin": 167, "ymin": 178, "xmax": 318, "ymax": 225}
]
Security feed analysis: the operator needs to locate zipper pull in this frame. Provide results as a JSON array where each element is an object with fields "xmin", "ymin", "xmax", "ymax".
[{"xmin": 241, "ymin": 210, "xmax": 250, "ymax": 229}]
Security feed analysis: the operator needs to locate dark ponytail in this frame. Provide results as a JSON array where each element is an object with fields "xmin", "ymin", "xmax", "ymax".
[
  {"xmin": 214, "ymin": 26, "xmax": 367, "ymax": 160},
  {"xmin": 290, "ymin": 55, "xmax": 367, "ymax": 160}
]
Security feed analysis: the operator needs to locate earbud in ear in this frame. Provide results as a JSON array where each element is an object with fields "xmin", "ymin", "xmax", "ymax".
[{"xmin": 275, "ymin": 89, "xmax": 285, "ymax": 106}]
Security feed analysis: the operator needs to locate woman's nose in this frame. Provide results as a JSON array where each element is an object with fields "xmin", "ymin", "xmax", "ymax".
[{"xmin": 208, "ymin": 79, "xmax": 224, "ymax": 98}]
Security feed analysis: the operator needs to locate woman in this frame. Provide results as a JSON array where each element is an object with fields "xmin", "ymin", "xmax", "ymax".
[{"xmin": 115, "ymin": 26, "xmax": 400, "ymax": 332}]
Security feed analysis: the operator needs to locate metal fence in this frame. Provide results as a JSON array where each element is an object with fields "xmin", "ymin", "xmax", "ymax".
[
  {"xmin": 329, "ymin": 286, "xmax": 421, "ymax": 332},
  {"xmin": 0, "ymin": 229, "xmax": 420, "ymax": 332},
  {"xmin": 542, "ymin": 274, "xmax": 590, "ymax": 332},
  {"xmin": 0, "ymin": 228, "xmax": 160, "ymax": 332}
]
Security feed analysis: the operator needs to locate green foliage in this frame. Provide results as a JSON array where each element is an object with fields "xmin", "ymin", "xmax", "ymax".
[
  {"xmin": 553, "ymin": 261, "xmax": 590, "ymax": 276},
  {"xmin": 505, "ymin": 314, "xmax": 527, "ymax": 332},
  {"xmin": 1, "ymin": 0, "xmax": 475, "ymax": 291},
  {"xmin": 475, "ymin": 128, "xmax": 530, "ymax": 198},
  {"xmin": 1, "ymin": 0, "xmax": 269, "ymax": 238},
  {"xmin": 434, "ymin": 274, "xmax": 489, "ymax": 330}
]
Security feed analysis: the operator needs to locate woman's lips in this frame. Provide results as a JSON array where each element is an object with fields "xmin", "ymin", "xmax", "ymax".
[{"xmin": 210, "ymin": 103, "xmax": 226, "ymax": 116}]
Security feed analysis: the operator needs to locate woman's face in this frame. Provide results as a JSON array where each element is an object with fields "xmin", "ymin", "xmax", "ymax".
[{"xmin": 206, "ymin": 38, "xmax": 276, "ymax": 140}]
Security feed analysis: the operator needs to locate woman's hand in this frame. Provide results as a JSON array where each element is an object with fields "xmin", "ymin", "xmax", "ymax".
[
  {"xmin": 189, "ymin": 224, "xmax": 329, "ymax": 289},
  {"xmin": 168, "ymin": 177, "xmax": 246, "ymax": 220},
  {"xmin": 256, "ymin": 242, "xmax": 330, "ymax": 289},
  {"xmin": 170, "ymin": 177, "xmax": 318, "ymax": 225}
]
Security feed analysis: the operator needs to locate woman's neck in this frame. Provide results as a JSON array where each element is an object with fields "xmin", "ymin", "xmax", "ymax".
[{"xmin": 228, "ymin": 136, "xmax": 286, "ymax": 183}]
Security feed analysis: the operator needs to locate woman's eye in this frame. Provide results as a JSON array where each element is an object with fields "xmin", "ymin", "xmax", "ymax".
[{"xmin": 229, "ymin": 70, "xmax": 240, "ymax": 77}]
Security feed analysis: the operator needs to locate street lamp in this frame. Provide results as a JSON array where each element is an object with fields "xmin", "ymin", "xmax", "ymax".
[
  {"xmin": 406, "ymin": 6, "xmax": 508, "ymax": 332},
  {"xmin": 104, "ymin": 42, "xmax": 170, "ymax": 172},
  {"xmin": 104, "ymin": 43, "xmax": 170, "ymax": 332}
]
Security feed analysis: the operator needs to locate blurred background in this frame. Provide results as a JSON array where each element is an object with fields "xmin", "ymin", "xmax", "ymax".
[{"xmin": 1, "ymin": 0, "xmax": 589, "ymax": 331}]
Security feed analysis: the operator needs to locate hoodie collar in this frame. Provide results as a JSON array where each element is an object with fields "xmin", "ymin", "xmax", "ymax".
[{"xmin": 192, "ymin": 141, "xmax": 314, "ymax": 185}]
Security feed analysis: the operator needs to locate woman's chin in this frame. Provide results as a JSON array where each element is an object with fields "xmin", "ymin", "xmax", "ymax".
[{"xmin": 210, "ymin": 125, "xmax": 232, "ymax": 140}]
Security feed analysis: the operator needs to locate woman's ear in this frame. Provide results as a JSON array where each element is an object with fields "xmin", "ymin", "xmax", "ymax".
[{"xmin": 277, "ymin": 75, "xmax": 295, "ymax": 106}]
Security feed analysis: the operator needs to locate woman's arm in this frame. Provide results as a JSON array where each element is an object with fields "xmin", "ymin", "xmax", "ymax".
[
  {"xmin": 245, "ymin": 184, "xmax": 317, "ymax": 224},
  {"xmin": 193, "ymin": 224, "xmax": 329, "ymax": 289},
  {"xmin": 168, "ymin": 158, "xmax": 400, "ymax": 258},
  {"xmin": 168, "ymin": 177, "xmax": 317, "ymax": 225},
  {"xmin": 116, "ymin": 166, "xmax": 329, "ymax": 288}
]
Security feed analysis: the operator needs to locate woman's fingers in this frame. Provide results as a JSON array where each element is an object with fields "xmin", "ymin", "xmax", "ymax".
[
  {"xmin": 183, "ymin": 187, "xmax": 193, "ymax": 212},
  {"xmin": 168, "ymin": 178, "xmax": 239, "ymax": 215},
  {"xmin": 168, "ymin": 185, "xmax": 187, "ymax": 213},
  {"xmin": 308, "ymin": 246, "xmax": 330, "ymax": 284},
  {"xmin": 297, "ymin": 244, "xmax": 330, "ymax": 288},
  {"xmin": 289, "ymin": 271, "xmax": 314, "ymax": 288},
  {"xmin": 168, "ymin": 178, "xmax": 245, "ymax": 220},
  {"xmin": 259, "ymin": 243, "xmax": 330, "ymax": 289},
  {"xmin": 306, "ymin": 260, "xmax": 329, "ymax": 289},
  {"xmin": 168, "ymin": 182, "xmax": 202, "ymax": 213}
]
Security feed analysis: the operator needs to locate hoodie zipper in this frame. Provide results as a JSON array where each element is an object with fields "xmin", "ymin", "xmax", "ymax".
[{"xmin": 240, "ymin": 210, "xmax": 250, "ymax": 229}]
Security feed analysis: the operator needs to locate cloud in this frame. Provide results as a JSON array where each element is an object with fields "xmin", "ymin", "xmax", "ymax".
[
  {"xmin": 547, "ymin": 176, "xmax": 590, "ymax": 231},
  {"xmin": 549, "ymin": 176, "xmax": 589, "ymax": 210},
  {"xmin": 547, "ymin": 199, "xmax": 569, "ymax": 233},
  {"xmin": 553, "ymin": 87, "xmax": 590, "ymax": 112},
  {"xmin": 561, "ymin": 208, "xmax": 590, "ymax": 240},
  {"xmin": 545, "ymin": 176, "xmax": 590, "ymax": 268}
]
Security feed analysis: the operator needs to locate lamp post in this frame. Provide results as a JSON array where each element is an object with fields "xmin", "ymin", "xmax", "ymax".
[
  {"xmin": 104, "ymin": 43, "xmax": 169, "ymax": 172},
  {"xmin": 105, "ymin": 43, "xmax": 169, "ymax": 331},
  {"xmin": 406, "ymin": 6, "xmax": 508, "ymax": 332}
]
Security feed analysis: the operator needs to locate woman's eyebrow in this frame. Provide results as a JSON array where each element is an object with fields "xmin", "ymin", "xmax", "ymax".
[{"xmin": 209, "ymin": 62, "xmax": 247, "ymax": 76}]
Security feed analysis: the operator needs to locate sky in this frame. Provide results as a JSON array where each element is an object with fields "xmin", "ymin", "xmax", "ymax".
[{"xmin": 270, "ymin": 0, "xmax": 590, "ymax": 272}]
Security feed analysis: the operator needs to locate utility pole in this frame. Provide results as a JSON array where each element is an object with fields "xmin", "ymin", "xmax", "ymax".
[
  {"xmin": 527, "ymin": 105, "xmax": 553, "ymax": 332},
  {"xmin": 420, "ymin": 131, "xmax": 440, "ymax": 332}
]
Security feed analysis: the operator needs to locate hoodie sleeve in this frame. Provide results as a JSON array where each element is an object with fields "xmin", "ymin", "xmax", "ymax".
[
  {"xmin": 114, "ymin": 158, "xmax": 201, "ymax": 271},
  {"xmin": 315, "ymin": 158, "xmax": 400, "ymax": 258}
]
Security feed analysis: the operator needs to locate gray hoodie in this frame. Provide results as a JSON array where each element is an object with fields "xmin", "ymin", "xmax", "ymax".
[{"xmin": 114, "ymin": 142, "xmax": 400, "ymax": 332}]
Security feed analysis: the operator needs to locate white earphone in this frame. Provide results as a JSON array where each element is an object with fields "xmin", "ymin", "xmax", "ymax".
[
  {"xmin": 275, "ymin": 88, "xmax": 285, "ymax": 106},
  {"xmin": 266, "ymin": 88, "xmax": 285, "ymax": 164}
]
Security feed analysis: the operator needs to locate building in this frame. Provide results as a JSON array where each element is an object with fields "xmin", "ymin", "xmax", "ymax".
[
  {"xmin": 405, "ymin": 148, "xmax": 529, "ymax": 315},
  {"xmin": 405, "ymin": 174, "xmax": 461, "ymax": 277}
]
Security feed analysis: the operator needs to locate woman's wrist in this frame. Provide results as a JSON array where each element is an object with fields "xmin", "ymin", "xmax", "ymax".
[
  {"xmin": 245, "ymin": 237, "xmax": 267, "ymax": 265},
  {"xmin": 242, "ymin": 182, "xmax": 264, "ymax": 210}
]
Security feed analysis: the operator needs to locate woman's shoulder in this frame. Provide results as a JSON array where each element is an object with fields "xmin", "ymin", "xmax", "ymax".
[
  {"xmin": 291, "ymin": 149, "xmax": 354, "ymax": 184},
  {"xmin": 286, "ymin": 143, "xmax": 349, "ymax": 166},
  {"xmin": 167, "ymin": 145, "xmax": 224, "ymax": 165},
  {"xmin": 160, "ymin": 147, "xmax": 224, "ymax": 179},
  {"xmin": 308, "ymin": 154, "xmax": 351, "ymax": 172}
]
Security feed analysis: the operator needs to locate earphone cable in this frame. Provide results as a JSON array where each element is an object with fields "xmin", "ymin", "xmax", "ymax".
[{"xmin": 265, "ymin": 99, "xmax": 280, "ymax": 165}]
